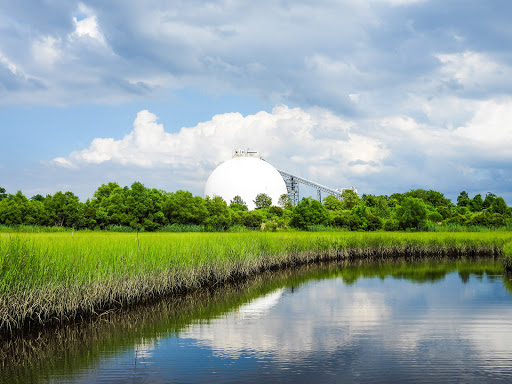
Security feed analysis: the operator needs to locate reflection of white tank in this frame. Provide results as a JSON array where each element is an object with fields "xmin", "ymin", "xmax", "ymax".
[{"xmin": 204, "ymin": 149, "xmax": 288, "ymax": 210}]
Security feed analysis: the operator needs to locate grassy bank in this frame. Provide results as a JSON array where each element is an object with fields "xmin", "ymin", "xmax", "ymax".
[{"xmin": 1, "ymin": 231, "xmax": 512, "ymax": 335}]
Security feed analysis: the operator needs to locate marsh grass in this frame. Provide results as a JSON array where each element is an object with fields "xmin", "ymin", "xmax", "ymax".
[{"xmin": 1, "ymin": 231, "xmax": 511, "ymax": 335}]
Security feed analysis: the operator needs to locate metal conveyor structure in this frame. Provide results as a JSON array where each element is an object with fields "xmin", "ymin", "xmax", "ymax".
[{"xmin": 277, "ymin": 169, "xmax": 356, "ymax": 205}]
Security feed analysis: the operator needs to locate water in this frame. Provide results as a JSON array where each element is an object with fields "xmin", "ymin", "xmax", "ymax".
[{"xmin": 2, "ymin": 259, "xmax": 512, "ymax": 383}]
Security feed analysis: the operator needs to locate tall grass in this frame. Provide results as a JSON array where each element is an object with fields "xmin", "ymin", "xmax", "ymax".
[{"xmin": 1, "ymin": 231, "xmax": 511, "ymax": 334}]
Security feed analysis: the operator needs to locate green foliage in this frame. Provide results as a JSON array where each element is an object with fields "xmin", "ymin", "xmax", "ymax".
[
  {"xmin": 471, "ymin": 194, "xmax": 484, "ymax": 212},
  {"xmin": 427, "ymin": 210, "xmax": 443, "ymax": 223},
  {"xmin": 30, "ymin": 194, "xmax": 45, "ymax": 202},
  {"xmin": 491, "ymin": 197, "xmax": 508, "ymax": 215},
  {"xmin": 383, "ymin": 218, "xmax": 400, "ymax": 231},
  {"xmin": 44, "ymin": 191, "xmax": 84, "ymax": 228},
  {"xmin": 323, "ymin": 195, "xmax": 343, "ymax": 211},
  {"xmin": 278, "ymin": 194, "xmax": 293, "ymax": 209},
  {"xmin": 0, "ymin": 182, "xmax": 509, "ymax": 233},
  {"xmin": 437, "ymin": 205, "xmax": 453, "ymax": 220},
  {"xmin": 396, "ymin": 197, "xmax": 427, "ymax": 230},
  {"xmin": 341, "ymin": 189, "xmax": 359, "ymax": 210},
  {"xmin": 457, "ymin": 191, "xmax": 471, "ymax": 207},
  {"xmin": 290, "ymin": 197, "xmax": 329, "ymax": 229},
  {"xmin": 205, "ymin": 196, "xmax": 232, "ymax": 229},
  {"xmin": 164, "ymin": 190, "xmax": 207, "ymax": 225},
  {"xmin": 229, "ymin": 195, "xmax": 248, "ymax": 211},
  {"xmin": 306, "ymin": 224, "xmax": 336, "ymax": 231},
  {"xmin": 483, "ymin": 192, "xmax": 497, "ymax": 209},
  {"xmin": 363, "ymin": 194, "xmax": 391, "ymax": 218},
  {"xmin": 366, "ymin": 214, "xmax": 383, "ymax": 231},
  {"xmin": 403, "ymin": 189, "xmax": 452, "ymax": 208},
  {"xmin": 242, "ymin": 211, "xmax": 265, "ymax": 228},
  {"xmin": 268, "ymin": 205, "xmax": 284, "ymax": 218},
  {"xmin": 254, "ymin": 193, "xmax": 272, "ymax": 209}
]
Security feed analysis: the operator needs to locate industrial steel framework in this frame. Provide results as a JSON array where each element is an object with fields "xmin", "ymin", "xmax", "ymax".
[{"xmin": 278, "ymin": 169, "xmax": 356, "ymax": 205}]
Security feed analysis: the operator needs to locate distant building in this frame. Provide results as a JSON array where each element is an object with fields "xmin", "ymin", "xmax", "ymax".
[{"xmin": 204, "ymin": 149, "xmax": 287, "ymax": 210}]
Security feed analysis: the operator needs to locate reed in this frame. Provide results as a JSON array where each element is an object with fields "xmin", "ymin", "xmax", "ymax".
[
  {"xmin": 502, "ymin": 241, "xmax": 512, "ymax": 270},
  {"xmin": 1, "ymin": 231, "xmax": 511, "ymax": 335}
]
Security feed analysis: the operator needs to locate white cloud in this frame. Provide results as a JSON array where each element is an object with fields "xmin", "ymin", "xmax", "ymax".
[
  {"xmin": 52, "ymin": 157, "xmax": 76, "ymax": 169},
  {"xmin": 454, "ymin": 99, "xmax": 512, "ymax": 154},
  {"xmin": 70, "ymin": 3, "xmax": 106, "ymax": 44},
  {"xmin": 53, "ymin": 106, "xmax": 389, "ymax": 189},
  {"xmin": 180, "ymin": 283, "xmax": 390, "ymax": 359},
  {"xmin": 378, "ymin": 97, "xmax": 512, "ymax": 157},
  {"xmin": 31, "ymin": 36, "xmax": 61, "ymax": 68},
  {"xmin": 71, "ymin": 15, "xmax": 106, "ymax": 44},
  {"xmin": 0, "ymin": 52, "xmax": 19, "ymax": 75},
  {"xmin": 436, "ymin": 51, "xmax": 510, "ymax": 92}
]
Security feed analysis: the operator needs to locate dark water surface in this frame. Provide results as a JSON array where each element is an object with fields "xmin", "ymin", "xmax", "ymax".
[{"xmin": 2, "ymin": 259, "xmax": 512, "ymax": 383}]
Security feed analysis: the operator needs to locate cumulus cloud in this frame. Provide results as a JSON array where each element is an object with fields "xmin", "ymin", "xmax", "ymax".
[
  {"xmin": 52, "ymin": 106, "xmax": 389, "ymax": 191},
  {"xmin": 436, "ymin": 51, "xmax": 512, "ymax": 96},
  {"xmin": 71, "ymin": 3, "xmax": 107, "ymax": 45},
  {"xmin": 31, "ymin": 36, "xmax": 61, "ymax": 68}
]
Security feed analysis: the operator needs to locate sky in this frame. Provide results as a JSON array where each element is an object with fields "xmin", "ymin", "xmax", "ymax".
[{"xmin": 1, "ymin": 0, "xmax": 511, "ymax": 204}]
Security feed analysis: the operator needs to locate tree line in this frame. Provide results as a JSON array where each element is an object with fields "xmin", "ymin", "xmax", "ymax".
[{"xmin": 0, "ymin": 183, "xmax": 510, "ymax": 231}]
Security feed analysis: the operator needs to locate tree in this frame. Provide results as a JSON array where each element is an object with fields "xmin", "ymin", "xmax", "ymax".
[
  {"xmin": 94, "ymin": 182, "xmax": 122, "ymax": 201},
  {"xmin": 254, "ymin": 193, "xmax": 272, "ymax": 209},
  {"xmin": 437, "ymin": 205, "xmax": 453, "ymax": 219},
  {"xmin": 396, "ymin": 196, "xmax": 427, "ymax": 230},
  {"xmin": 91, "ymin": 182, "xmax": 127, "ymax": 228},
  {"xmin": 44, "ymin": 191, "xmax": 84, "ymax": 228},
  {"xmin": 403, "ymin": 189, "xmax": 452, "ymax": 208},
  {"xmin": 125, "ymin": 182, "xmax": 166, "ymax": 231},
  {"xmin": 278, "ymin": 194, "xmax": 292, "ymax": 209},
  {"xmin": 457, "ymin": 191, "xmax": 470, "ymax": 207},
  {"xmin": 366, "ymin": 214, "xmax": 383, "ymax": 231},
  {"xmin": 0, "ymin": 187, "xmax": 6, "ymax": 201},
  {"xmin": 427, "ymin": 210, "xmax": 443, "ymax": 223},
  {"xmin": 491, "ymin": 197, "xmax": 508, "ymax": 215},
  {"xmin": 483, "ymin": 192, "xmax": 497, "ymax": 209},
  {"xmin": 229, "ymin": 195, "xmax": 248, "ymax": 211},
  {"xmin": 0, "ymin": 191, "xmax": 32, "ymax": 225},
  {"xmin": 471, "ymin": 194, "xmax": 484, "ymax": 212},
  {"xmin": 268, "ymin": 205, "xmax": 284, "ymax": 218},
  {"xmin": 164, "ymin": 190, "xmax": 208, "ymax": 225},
  {"xmin": 425, "ymin": 190, "xmax": 452, "ymax": 207},
  {"xmin": 290, "ymin": 197, "xmax": 329, "ymax": 229},
  {"xmin": 323, "ymin": 195, "xmax": 343, "ymax": 211},
  {"xmin": 242, "ymin": 210, "xmax": 264, "ymax": 228},
  {"xmin": 341, "ymin": 189, "xmax": 359, "ymax": 210},
  {"xmin": 205, "ymin": 196, "xmax": 232, "ymax": 229},
  {"xmin": 30, "ymin": 194, "xmax": 45, "ymax": 202}
]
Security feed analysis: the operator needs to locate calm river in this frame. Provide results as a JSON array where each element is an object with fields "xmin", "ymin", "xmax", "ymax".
[{"xmin": 2, "ymin": 259, "xmax": 512, "ymax": 383}]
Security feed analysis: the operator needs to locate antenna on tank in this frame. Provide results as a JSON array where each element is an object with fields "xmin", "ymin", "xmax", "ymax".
[{"xmin": 232, "ymin": 148, "xmax": 261, "ymax": 159}]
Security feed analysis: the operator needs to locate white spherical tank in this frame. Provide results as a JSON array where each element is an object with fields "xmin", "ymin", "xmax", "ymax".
[{"xmin": 204, "ymin": 156, "xmax": 288, "ymax": 210}]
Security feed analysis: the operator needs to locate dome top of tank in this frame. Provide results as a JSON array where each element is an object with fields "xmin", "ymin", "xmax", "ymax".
[{"xmin": 204, "ymin": 149, "xmax": 288, "ymax": 210}]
